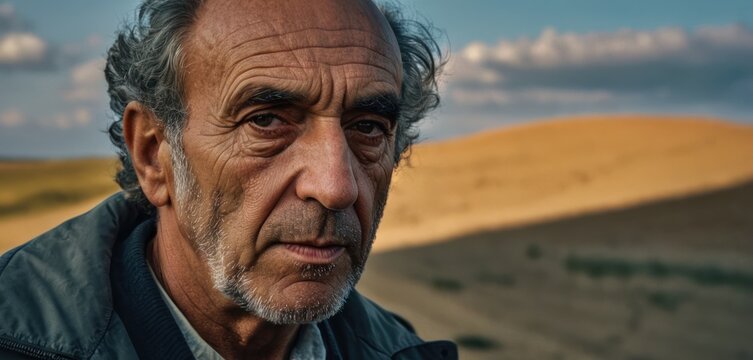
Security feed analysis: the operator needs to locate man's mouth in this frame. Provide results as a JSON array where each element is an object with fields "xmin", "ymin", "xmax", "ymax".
[{"xmin": 282, "ymin": 244, "xmax": 346, "ymax": 264}]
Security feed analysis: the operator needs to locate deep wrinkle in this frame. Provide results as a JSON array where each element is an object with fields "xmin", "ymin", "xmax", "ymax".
[{"xmin": 145, "ymin": 1, "xmax": 402, "ymax": 358}]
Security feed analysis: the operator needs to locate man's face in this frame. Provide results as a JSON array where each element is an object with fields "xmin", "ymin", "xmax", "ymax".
[{"xmin": 167, "ymin": 0, "xmax": 402, "ymax": 324}]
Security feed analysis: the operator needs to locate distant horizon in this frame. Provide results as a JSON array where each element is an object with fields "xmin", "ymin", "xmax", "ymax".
[{"xmin": 1, "ymin": 112, "xmax": 750, "ymax": 160}]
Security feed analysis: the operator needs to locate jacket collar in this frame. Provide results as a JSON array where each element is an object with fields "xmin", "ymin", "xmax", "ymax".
[
  {"xmin": 0, "ymin": 193, "xmax": 144, "ymax": 359},
  {"xmin": 0, "ymin": 193, "xmax": 458, "ymax": 359},
  {"xmin": 319, "ymin": 291, "xmax": 458, "ymax": 359}
]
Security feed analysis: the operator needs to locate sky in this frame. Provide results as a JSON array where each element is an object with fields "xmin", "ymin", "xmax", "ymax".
[{"xmin": 1, "ymin": 0, "xmax": 752, "ymax": 157}]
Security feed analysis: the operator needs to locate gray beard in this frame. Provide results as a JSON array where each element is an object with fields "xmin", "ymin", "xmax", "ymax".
[{"xmin": 170, "ymin": 143, "xmax": 387, "ymax": 324}]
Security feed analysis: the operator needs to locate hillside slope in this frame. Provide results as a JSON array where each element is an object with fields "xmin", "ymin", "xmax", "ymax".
[
  {"xmin": 375, "ymin": 115, "xmax": 753, "ymax": 251},
  {"xmin": 360, "ymin": 180, "xmax": 753, "ymax": 360},
  {"xmin": 2, "ymin": 116, "xmax": 752, "ymax": 253}
]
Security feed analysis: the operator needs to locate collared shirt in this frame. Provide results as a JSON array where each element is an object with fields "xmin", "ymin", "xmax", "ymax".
[{"xmin": 148, "ymin": 264, "xmax": 326, "ymax": 360}]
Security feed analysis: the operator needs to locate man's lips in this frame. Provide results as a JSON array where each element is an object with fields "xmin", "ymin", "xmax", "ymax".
[{"xmin": 281, "ymin": 243, "xmax": 346, "ymax": 264}]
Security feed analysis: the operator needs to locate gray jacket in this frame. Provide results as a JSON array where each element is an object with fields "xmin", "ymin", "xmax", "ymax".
[{"xmin": 0, "ymin": 194, "xmax": 457, "ymax": 359}]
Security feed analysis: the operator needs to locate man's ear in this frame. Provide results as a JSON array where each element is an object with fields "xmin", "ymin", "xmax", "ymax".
[{"xmin": 122, "ymin": 101, "xmax": 172, "ymax": 208}]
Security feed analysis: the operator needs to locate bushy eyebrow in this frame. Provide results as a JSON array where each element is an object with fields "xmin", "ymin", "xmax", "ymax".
[
  {"xmin": 226, "ymin": 87, "xmax": 400, "ymax": 122},
  {"xmin": 226, "ymin": 87, "xmax": 304, "ymax": 116},
  {"xmin": 350, "ymin": 92, "xmax": 401, "ymax": 123}
]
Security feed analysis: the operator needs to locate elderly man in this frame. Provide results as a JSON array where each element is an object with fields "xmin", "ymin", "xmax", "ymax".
[{"xmin": 0, "ymin": 0, "xmax": 454, "ymax": 359}]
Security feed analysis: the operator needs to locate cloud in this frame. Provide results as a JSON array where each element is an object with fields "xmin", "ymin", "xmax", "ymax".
[
  {"xmin": 0, "ymin": 3, "xmax": 28, "ymax": 33},
  {"xmin": 51, "ymin": 114, "xmax": 70, "ymax": 128},
  {"xmin": 0, "ymin": 107, "xmax": 96, "ymax": 129},
  {"xmin": 64, "ymin": 58, "xmax": 106, "ymax": 102},
  {"xmin": 0, "ymin": 3, "xmax": 56, "ymax": 70},
  {"xmin": 457, "ymin": 24, "xmax": 753, "ymax": 70},
  {"xmin": 450, "ymin": 88, "xmax": 615, "ymax": 106},
  {"xmin": 0, "ymin": 3, "xmax": 99, "ymax": 71},
  {"xmin": 72, "ymin": 107, "xmax": 92, "ymax": 125},
  {"xmin": 44, "ymin": 107, "xmax": 94, "ymax": 129},
  {"xmin": 0, "ymin": 108, "xmax": 24, "ymax": 127},
  {"xmin": 0, "ymin": 32, "xmax": 48, "ymax": 65},
  {"xmin": 445, "ymin": 24, "xmax": 753, "ymax": 110}
]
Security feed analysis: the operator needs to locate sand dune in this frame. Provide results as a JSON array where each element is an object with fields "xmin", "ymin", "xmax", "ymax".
[{"xmin": 375, "ymin": 115, "xmax": 753, "ymax": 252}]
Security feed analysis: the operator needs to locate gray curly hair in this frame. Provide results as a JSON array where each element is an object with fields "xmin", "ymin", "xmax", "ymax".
[{"xmin": 106, "ymin": 0, "xmax": 445, "ymax": 213}]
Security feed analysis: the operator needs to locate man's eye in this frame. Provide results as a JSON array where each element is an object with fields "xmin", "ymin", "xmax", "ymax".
[
  {"xmin": 247, "ymin": 114, "xmax": 280, "ymax": 128},
  {"xmin": 353, "ymin": 120, "xmax": 386, "ymax": 136}
]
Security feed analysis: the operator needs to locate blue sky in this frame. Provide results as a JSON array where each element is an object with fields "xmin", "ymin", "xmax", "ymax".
[
  {"xmin": 407, "ymin": 0, "xmax": 753, "ymax": 45},
  {"xmin": 1, "ymin": 0, "xmax": 752, "ymax": 157}
]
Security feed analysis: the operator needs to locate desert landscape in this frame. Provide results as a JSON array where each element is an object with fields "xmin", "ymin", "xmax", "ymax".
[{"xmin": 2, "ymin": 115, "xmax": 752, "ymax": 359}]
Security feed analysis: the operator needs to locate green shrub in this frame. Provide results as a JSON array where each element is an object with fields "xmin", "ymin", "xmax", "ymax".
[
  {"xmin": 564, "ymin": 255, "xmax": 753, "ymax": 292},
  {"xmin": 430, "ymin": 277, "xmax": 464, "ymax": 292},
  {"xmin": 477, "ymin": 272, "xmax": 516, "ymax": 287},
  {"xmin": 647, "ymin": 291, "xmax": 685, "ymax": 312},
  {"xmin": 526, "ymin": 244, "xmax": 543, "ymax": 260},
  {"xmin": 454, "ymin": 334, "xmax": 501, "ymax": 350}
]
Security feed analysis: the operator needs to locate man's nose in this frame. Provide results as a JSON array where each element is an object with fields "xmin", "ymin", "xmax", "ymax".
[{"xmin": 295, "ymin": 120, "xmax": 359, "ymax": 211}]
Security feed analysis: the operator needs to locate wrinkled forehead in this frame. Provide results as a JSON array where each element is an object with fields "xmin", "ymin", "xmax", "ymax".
[{"xmin": 187, "ymin": 0, "xmax": 402, "ymax": 74}]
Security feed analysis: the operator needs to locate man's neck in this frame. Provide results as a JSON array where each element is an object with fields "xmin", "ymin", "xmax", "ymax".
[{"xmin": 147, "ymin": 210, "xmax": 300, "ymax": 360}]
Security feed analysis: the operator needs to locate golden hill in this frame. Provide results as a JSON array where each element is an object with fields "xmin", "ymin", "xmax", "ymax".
[
  {"xmin": 2, "ymin": 115, "xmax": 752, "ymax": 253},
  {"xmin": 0, "ymin": 158, "xmax": 119, "ymax": 251},
  {"xmin": 374, "ymin": 115, "xmax": 753, "ymax": 252}
]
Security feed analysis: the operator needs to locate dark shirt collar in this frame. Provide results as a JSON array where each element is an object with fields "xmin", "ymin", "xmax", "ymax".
[{"xmin": 110, "ymin": 218, "xmax": 195, "ymax": 360}]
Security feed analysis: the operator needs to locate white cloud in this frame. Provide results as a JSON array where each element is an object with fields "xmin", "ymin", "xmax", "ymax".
[
  {"xmin": 695, "ymin": 24, "xmax": 753, "ymax": 49},
  {"xmin": 421, "ymin": 23, "xmax": 753, "ymax": 140},
  {"xmin": 65, "ymin": 58, "xmax": 106, "ymax": 102},
  {"xmin": 52, "ymin": 114, "xmax": 71, "ymax": 129},
  {"xmin": 0, "ymin": 108, "xmax": 24, "ymax": 127},
  {"xmin": 73, "ymin": 107, "xmax": 92, "ymax": 125},
  {"xmin": 0, "ymin": 4, "xmax": 42, "ymax": 66},
  {"xmin": 445, "ymin": 23, "xmax": 753, "ymax": 108},
  {"xmin": 71, "ymin": 58, "xmax": 104, "ymax": 84},
  {"xmin": 0, "ymin": 4, "xmax": 67, "ymax": 70},
  {"xmin": 445, "ymin": 55, "xmax": 502, "ymax": 85},
  {"xmin": 39, "ymin": 107, "xmax": 96, "ymax": 129},
  {"xmin": 0, "ymin": 32, "xmax": 47, "ymax": 64},
  {"xmin": 455, "ymin": 24, "xmax": 753, "ymax": 70},
  {"xmin": 450, "ymin": 88, "xmax": 614, "ymax": 106}
]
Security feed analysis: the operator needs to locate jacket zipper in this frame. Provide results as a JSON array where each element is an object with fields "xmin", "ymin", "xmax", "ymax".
[{"xmin": 0, "ymin": 337, "xmax": 72, "ymax": 360}]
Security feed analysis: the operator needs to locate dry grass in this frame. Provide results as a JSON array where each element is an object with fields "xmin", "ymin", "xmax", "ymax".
[
  {"xmin": 0, "ymin": 157, "xmax": 119, "ymax": 218},
  {"xmin": 0, "ymin": 158, "xmax": 119, "ymax": 250},
  {"xmin": 2, "ymin": 115, "xmax": 753, "ymax": 359},
  {"xmin": 359, "ymin": 181, "xmax": 753, "ymax": 360},
  {"xmin": 376, "ymin": 115, "xmax": 753, "ymax": 252},
  {"xmin": 3, "ymin": 115, "xmax": 753, "ymax": 253}
]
